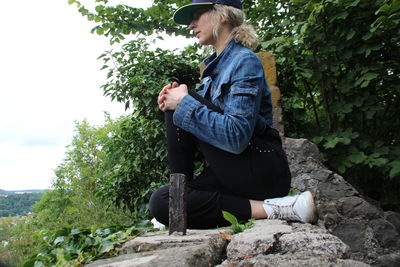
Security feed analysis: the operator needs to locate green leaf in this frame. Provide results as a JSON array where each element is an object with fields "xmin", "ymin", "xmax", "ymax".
[
  {"xmin": 288, "ymin": 187, "xmax": 299, "ymax": 196},
  {"xmin": 346, "ymin": 29, "xmax": 356, "ymax": 40},
  {"xmin": 222, "ymin": 211, "xmax": 239, "ymax": 226},
  {"xmin": 98, "ymin": 240, "xmax": 115, "ymax": 253},
  {"xmin": 68, "ymin": 0, "xmax": 81, "ymax": 7},
  {"xmin": 54, "ymin": 236, "xmax": 65, "ymax": 245},
  {"xmin": 348, "ymin": 0, "xmax": 361, "ymax": 7},
  {"xmin": 360, "ymin": 80, "xmax": 370, "ymax": 88},
  {"xmin": 71, "ymin": 228, "xmax": 82, "ymax": 235},
  {"xmin": 22, "ymin": 258, "xmax": 37, "ymax": 267},
  {"xmin": 222, "ymin": 211, "xmax": 254, "ymax": 233},
  {"xmin": 389, "ymin": 161, "xmax": 400, "ymax": 178},
  {"xmin": 95, "ymin": 5, "xmax": 104, "ymax": 13},
  {"xmin": 312, "ymin": 136, "xmax": 324, "ymax": 144},
  {"xmin": 347, "ymin": 152, "xmax": 366, "ymax": 164},
  {"xmin": 362, "ymin": 31, "xmax": 373, "ymax": 41},
  {"xmin": 301, "ymin": 69, "xmax": 313, "ymax": 79},
  {"xmin": 338, "ymin": 165, "xmax": 346, "ymax": 174},
  {"xmin": 330, "ymin": 12, "xmax": 348, "ymax": 22},
  {"xmin": 376, "ymin": 4, "xmax": 391, "ymax": 14},
  {"xmin": 324, "ymin": 137, "xmax": 341, "ymax": 149},
  {"xmin": 364, "ymin": 73, "xmax": 379, "ymax": 81},
  {"xmin": 96, "ymin": 27, "xmax": 104, "ymax": 35},
  {"xmin": 343, "ymin": 49, "xmax": 353, "ymax": 60}
]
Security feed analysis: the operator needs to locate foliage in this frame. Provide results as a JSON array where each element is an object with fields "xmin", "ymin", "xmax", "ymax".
[
  {"xmin": 0, "ymin": 193, "xmax": 43, "ymax": 217},
  {"xmin": 23, "ymin": 223, "xmax": 148, "ymax": 267},
  {"xmin": 0, "ymin": 217, "xmax": 40, "ymax": 267},
  {"xmin": 68, "ymin": 0, "xmax": 191, "ymax": 44},
  {"xmin": 1, "ymin": 118, "xmax": 155, "ymax": 267},
  {"xmin": 287, "ymin": 187, "xmax": 299, "ymax": 196},
  {"xmin": 95, "ymin": 38, "xmax": 201, "ymax": 212},
  {"xmin": 255, "ymin": 0, "xmax": 400, "ymax": 210},
  {"xmin": 99, "ymin": 38, "xmax": 200, "ymax": 119},
  {"xmin": 96, "ymin": 115, "xmax": 166, "ymax": 218},
  {"xmin": 1, "ymin": 218, "xmax": 148, "ymax": 267},
  {"xmin": 222, "ymin": 211, "xmax": 255, "ymax": 234},
  {"xmin": 37, "ymin": 118, "xmax": 133, "ymax": 231}
]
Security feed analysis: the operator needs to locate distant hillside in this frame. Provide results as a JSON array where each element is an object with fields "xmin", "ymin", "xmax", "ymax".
[
  {"xmin": 0, "ymin": 189, "xmax": 45, "ymax": 195},
  {"xmin": 0, "ymin": 192, "xmax": 44, "ymax": 217}
]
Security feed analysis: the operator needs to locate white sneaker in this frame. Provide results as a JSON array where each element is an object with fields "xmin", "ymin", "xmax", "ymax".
[
  {"xmin": 263, "ymin": 191, "xmax": 318, "ymax": 223},
  {"xmin": 151, "ymin": 218, "xmax": 166, "ymax": 229}
]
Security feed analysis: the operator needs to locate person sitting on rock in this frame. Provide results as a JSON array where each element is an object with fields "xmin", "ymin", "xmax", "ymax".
[{"xmin": 149, "ymin": 0, "xmax": 318, "ymax": 229}]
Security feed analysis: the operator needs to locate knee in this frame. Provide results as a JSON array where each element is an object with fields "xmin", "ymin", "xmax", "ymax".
[{"xmin": 149, "ymin": 185, "xmax": 169, "ymax": 225}]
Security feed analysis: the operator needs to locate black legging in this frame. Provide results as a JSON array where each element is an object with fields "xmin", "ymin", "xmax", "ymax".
[{"xmin": 149, "ymin": 90, "xmax": 291, "ymax": 229}]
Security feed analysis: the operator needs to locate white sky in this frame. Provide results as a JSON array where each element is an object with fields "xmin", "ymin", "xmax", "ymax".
[{"xmin": 0, "ymin": 0, "xmax": 193, "ymax": 190}]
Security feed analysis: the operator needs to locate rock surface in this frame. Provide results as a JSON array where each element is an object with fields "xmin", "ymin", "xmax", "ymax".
[
  {"xmin": 86, "ymin": 228, "xmax": 230, "ymax": 267},
  {"xmin": 219, "ymin": 220, "xmax": 368, "ymax": 267},
  {"xmin": 284, "ymin": 138, "xmax": 400, "ymax": 266},
  {"xmin": 87, "ymin": 220, "xmax": 367, "ymax": 267}
]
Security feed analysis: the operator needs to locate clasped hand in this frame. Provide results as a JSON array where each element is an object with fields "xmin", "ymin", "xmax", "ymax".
[{"xmin": 158, "ymin": 81, "xmax": 188, "ymax": 111}]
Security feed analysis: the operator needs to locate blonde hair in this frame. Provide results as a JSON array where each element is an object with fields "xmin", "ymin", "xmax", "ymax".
[{"xmin": 209, "ymin": 4, "xmax": 259, "ymax": 50}]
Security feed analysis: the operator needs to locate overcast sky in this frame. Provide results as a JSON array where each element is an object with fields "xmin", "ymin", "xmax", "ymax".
[{"xmin": 0, "ymin": 0, "xmax": 193, "ymax": 190}]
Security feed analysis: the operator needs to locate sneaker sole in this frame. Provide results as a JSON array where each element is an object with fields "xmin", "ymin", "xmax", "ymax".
[{"xmin": 302, "ymin": 191, "xmax": 318, "ymax": 224}]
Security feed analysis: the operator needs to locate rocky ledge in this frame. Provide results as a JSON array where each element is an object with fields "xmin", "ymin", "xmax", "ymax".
[
  {"xmin": 87, "ymin": 220, "xmax": 368, "ymax": 267},
  {"xmin": 86, "ymin": 227, "xmax": 230, "ymax": 267},
  {"xmin": 284, "ymin": 138, "xmax": 400, "ymax": 266}
]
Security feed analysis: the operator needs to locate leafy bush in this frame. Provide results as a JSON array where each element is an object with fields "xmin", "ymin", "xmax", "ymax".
[
  {"xmin": 256, "ymin": 0, "xmax": 400, "ymax": 210},
  {"xmin": 95, "ymin": 38, "xmax": 201, "ymax": 212},
  {"xmin": 23, "ymin": 224, "xmax": 148, "ymax": 267},
  {"xmin": 39, "ymin": 118, "xmax": 133, "ymax": 229}
]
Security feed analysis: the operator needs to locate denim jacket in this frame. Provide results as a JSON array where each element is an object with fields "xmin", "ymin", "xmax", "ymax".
[{"xmin": 173, "ymin": 40, "xmax": 273, "ymax": 154}]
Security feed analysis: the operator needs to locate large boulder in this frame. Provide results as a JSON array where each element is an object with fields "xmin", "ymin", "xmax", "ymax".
[
  {"xmin": 284, "ymin": 138, "xmax": 400, "ymax": 266},
  {"xmin": 220, "ymin": 220, "xmax": 368, "ymax": 267}
]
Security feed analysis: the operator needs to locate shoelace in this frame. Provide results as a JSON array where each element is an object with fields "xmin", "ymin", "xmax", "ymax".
[{"xmin": 266, "ymin": 196, "xmax": 300, "ymax": 221}]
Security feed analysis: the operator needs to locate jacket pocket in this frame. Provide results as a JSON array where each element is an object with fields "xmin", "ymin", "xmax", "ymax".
[{"xmin": 228, "ymin": 84, "xmax": 259, "ymax": 116}]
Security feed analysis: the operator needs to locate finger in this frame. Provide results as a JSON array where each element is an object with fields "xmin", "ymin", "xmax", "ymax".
[
  {"xmin": 158, "ymin": 94, "xmax": 166, "ymax": 105},
  {"xmin": 172, "ymin": 81, "xmax": 179, "ymax": 88},
  {"xmin": 159, "ymin": 84, "xmax": 171, "ymax": 97},
  {"xmin": 160, "ymin": 102, "xmax": 167, "ymax": 111}
]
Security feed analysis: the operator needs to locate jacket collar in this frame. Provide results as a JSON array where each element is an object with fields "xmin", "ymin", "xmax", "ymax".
[{"xmin": 201, "ymin": 40, "xmax": 238, "ymax": 79}]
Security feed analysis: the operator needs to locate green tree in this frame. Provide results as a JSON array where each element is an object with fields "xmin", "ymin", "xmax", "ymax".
[
  {"xmin": 34, "ymin": 118, "xmax": 133, "ymax": 229},
  {"xmin": 258, "ymin": 0, "xmax": 400, "ymax": 210}
]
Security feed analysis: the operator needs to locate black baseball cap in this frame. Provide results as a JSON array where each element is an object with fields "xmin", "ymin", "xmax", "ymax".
[{"xmin": 173, "ymin": 0, "xmax": 243, "ymax": 25}]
